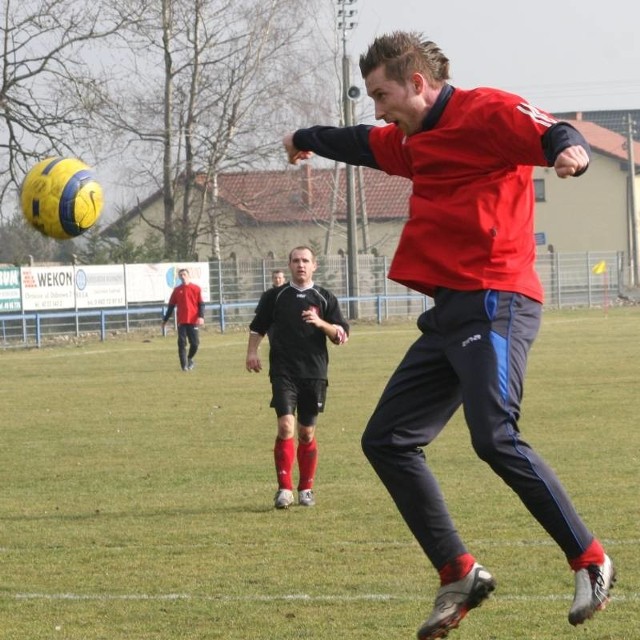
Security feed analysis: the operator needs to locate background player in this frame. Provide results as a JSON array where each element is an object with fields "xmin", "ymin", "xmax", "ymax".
[
  {"xmin": 246, "ymin": 246, "xmax": 349, "ymax": 509},
  {"xmin": 271, "ymin": 269, "xmax": 286, "ymax": 288},
  {"xmin": 162, "ymin": 268, "xmax": 205, "ymax": 371}
]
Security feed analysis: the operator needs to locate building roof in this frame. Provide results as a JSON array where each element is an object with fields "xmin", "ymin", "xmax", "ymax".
[
  {"xmin": 567, "ymin": 117, "xmax": 640, "ymax": 165},
  {"xmin": 213, "ymin": 119, "xmax": 640, "ymax": 225},
  {"xmin": 214, "ymin": 164, "xmax": 410, "ymax": 224},
  {"xmin": 554, "ymin": 109, "xmax": 640, "ymax": 141}
]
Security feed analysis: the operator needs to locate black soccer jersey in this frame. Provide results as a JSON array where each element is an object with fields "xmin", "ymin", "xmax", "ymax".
[{"xmin": 250, "ymin": 283, "xmax": 349, "ymax": 380}]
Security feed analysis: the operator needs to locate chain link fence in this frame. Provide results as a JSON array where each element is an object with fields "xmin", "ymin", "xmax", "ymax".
[
  {"xmin": 208, "ymin": 250, "xmax": 626, "ymax": 330},
  {"xmin": 0, "ymin": 250, "xmax": 630, "ymax": 348},
  {"xmin": 208, "ymin": 254, "xmax": 430, "ymax": 331}
]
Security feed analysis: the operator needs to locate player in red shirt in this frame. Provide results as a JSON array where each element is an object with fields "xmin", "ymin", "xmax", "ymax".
[
  {"xmin": 283, "ymin": 31, "xmax": 614, "ymax": 639},
  {"xmin": 162, "ymin": 268, "xmax": 205, "ymax": 371}
]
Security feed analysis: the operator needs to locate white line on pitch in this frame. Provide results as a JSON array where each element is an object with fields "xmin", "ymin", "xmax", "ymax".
[
  {"xmin": 2, "ymin": 537, "xmax": 637, "ymax": 553},
  {"xmin": 11, "ymin": 592, "xmax": 637, "ymax": 603}
]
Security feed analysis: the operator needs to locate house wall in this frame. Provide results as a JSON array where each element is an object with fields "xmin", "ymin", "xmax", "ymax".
[
  {"xmin": 534, "ymin": 153, "xmax": 635, "ymax": 253},
  {"xmin": 212, "ymin": 219, "xmax": 405, "ymax": 262},
  {"xmin": 124, "ymin": 195, "xmax": 405, "ymax": 261}
]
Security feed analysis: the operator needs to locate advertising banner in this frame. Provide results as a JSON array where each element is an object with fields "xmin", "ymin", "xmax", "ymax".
[
  {"xmin": 6, "ymin": 262, "xmax": 211, "ymax": 312},
  {"xmin": 74, "ymin": 265, "xmax": 126, "ymax": 309},
  {"xmin": 21, "ymin": 266, "xmax": 75, "ymax": 311},
  {"xmin": 0, "ymin": 267, "xmax": 21, "ymax": 312},
  {"xmin": 125, "ymin": 262, "xmax": 210, "ymax": 303}
]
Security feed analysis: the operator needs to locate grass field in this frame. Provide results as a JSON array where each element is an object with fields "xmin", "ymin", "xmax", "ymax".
[{"xmin": 1, "ymin": 307, "xmax": 638, "ymax": 639}]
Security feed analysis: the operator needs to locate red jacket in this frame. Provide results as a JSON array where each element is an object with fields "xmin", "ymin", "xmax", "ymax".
[
  {"xmin": 167, "ymin": 283, "xmax": 204, "ymax": 324},
  {"xmin": 368, "ymin": 88, "xmax": 556, "ymax": 302}
]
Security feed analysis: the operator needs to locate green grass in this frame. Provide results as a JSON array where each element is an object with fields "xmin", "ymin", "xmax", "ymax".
[{"xmin": 1, "ymin": 308, "xmax": 638, "ymax": 639}]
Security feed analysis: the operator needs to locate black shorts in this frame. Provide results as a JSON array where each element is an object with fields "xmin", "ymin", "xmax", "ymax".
[{"xmin": 270, "ymin": 376, "xmax": 328, "ymax": 426}]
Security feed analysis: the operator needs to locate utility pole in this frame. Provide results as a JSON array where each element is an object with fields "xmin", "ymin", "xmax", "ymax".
[
  {"xmin": 324, "ymin": 162, "xmax": 341, "ymax": 255},
  {"xmin": 337, "ymin": 0, "xmax": 359, "ymax": 318},
  {"xmin": 353, "ymin": 99, "xmax": 370, "ymax": 253},
  {"xmin": 626, "ymin": 113, "xmax": 639, "ymax": 286}
]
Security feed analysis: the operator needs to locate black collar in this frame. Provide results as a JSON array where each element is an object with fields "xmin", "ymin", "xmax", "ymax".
[{"xmin": 421, "ymin": 83, "xmax": 455, "ymax": 131}]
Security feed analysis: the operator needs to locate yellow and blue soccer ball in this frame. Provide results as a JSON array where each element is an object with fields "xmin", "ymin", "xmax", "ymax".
[{"xmin": 20, "ymin": 157, "xmax": 104, "ymax": 239}]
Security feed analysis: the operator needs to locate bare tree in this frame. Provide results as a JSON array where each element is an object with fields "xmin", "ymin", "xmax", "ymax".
[
  {"xmin": 0, "ymin": 0, "xmax": 141, "ymax": 222},
  {"xmin": 0, "ymin": 213, "xmax": 79, "ymax": 264},
  {"xmin": 95, "ymin": 0, "xmax": 337, "ymax": 261}
]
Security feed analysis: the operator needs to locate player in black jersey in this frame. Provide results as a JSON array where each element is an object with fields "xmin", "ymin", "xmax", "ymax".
[
  {"xmin": 270, "ymin": 269, "xmax": 285, "ymax": 288},
  {"xmin": 246, "ymin": 246, "xmax": 349, "ymax": 509}
]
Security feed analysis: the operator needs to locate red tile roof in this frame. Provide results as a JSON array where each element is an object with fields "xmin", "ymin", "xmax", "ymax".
[
  {"xmin": 214, "ymin": 164, "xmax": 411, "ymax": 224},
  {"xmin": 567, "ymin": 118, "xmax": 640, "ymax": 164},
  {"xmin": 212, "ymin": 121, "xmax": 639, "ymax": 225}
]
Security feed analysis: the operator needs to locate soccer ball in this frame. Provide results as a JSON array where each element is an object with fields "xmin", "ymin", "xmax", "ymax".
[{"xmin": 20, "ymin": 157, "xmax": 104, "ymax": 239}]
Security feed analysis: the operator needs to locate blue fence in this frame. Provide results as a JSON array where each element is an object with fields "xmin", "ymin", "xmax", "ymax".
[
  {"xmin": 0, "ymin": 250, "xmax": 625, "ymax": 349},
  {"xmin": 0, "ymin": 294, "xmax": 434, "ymax": 348}
]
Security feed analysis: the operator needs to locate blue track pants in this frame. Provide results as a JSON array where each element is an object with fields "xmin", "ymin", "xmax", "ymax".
[{"xmin": 361, "ymin": 288, "xmax": 594, "ymax": 570}]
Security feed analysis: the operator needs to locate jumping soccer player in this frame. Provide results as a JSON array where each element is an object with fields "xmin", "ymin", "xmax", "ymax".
[{"xmin": 283, "ymin": 31, "xmax": 615, "ymax": 640}]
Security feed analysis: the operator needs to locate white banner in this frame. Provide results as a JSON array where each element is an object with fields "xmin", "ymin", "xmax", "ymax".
[
  {"xmin": 21, "ymin": 266, "xmax": 75, "ymax": 311},
  {"xmin": 125, "ymin": 262, "xmax": 210, "ymax": 303},
  {"xmin": 13, "ymin": 262, "xmax": 211, "ymax": 311},
  {"xmin": 74, "ymin": 265, "xmax": 126, "ymax": 309}
]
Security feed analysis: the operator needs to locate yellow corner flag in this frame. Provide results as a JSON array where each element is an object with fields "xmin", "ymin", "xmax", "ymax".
[{"xmin": 592, "ymin": 260, "xmax": 607, "ymax": 275}]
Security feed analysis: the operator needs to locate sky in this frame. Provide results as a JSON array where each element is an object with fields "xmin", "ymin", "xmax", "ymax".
[{"xmin": 341, "ymin": 0, "xmax": 640, "ymax": 113}]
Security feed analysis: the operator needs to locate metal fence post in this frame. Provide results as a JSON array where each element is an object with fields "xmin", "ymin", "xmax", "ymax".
[
  {"xmin": 617, "ymin": 251, "xmax": 624, "ymax": 292},
  {"xmin": 587, "ymin": 252, "xmax": 592, "ymax": 308},
  {"xmin": 343, "ymin": 252, "xmax": 350, "ymax": 298},
  {"xmin": 554, "ymin": 251, "xmax": 561, "ymax": 309},
  {"xmin": 35, "ymin": 313, "xmax": 41, "ymax": 348},
  {"xmin": 216, "ymin": 260, "xmax": 224, "ymax": 332},
  {"xmin": 383, "ymin": 256, "xmax": 389, "ymax": 320}
]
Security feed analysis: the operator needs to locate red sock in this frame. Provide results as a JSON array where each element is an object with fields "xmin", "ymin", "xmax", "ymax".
[
  {"xmin": 296, "ymin": 438, "xmax": 318, "ymax": 491},
  {"xmin": 438, "ymin": 553, "xmax": 476, "ymax": 586},
  {"xmin": 274, "ymin": 437, "xmax": 295, "ymax": 490},
  {"xmin": 569, "ymin": 538, "xmax": 605, "ymax": 571}
]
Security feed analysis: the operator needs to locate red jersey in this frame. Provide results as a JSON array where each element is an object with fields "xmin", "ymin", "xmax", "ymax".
[
  {"xmin": 167, "ymin": 283, "xmax": 204, "ymax": 325},
  {"xmin": 368, "ymin": 88, "xmax": 557, "ymax": 302}
]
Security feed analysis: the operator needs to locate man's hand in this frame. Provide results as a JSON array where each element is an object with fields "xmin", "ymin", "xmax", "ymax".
[
  {"xmin": 554, "ymin": 145, "xmax": 589, "ymax": 179},
  {"xmin": 283, "ymin": 133, "xmax": 313, "ymax": 165},
  {"xmin": 301, "ymin": 307, "xmax": 322, "ymax": 327},
  {"xmin": 246, "ymin": 332, "xmax": 264, "ymax": 372},
  {"xmin": 246, "ymin": 353, "xmax": 262, "ymax": 373},
  {"xmin": 301, "ymin": 308, "xmax": 347, "ymax": 345}
]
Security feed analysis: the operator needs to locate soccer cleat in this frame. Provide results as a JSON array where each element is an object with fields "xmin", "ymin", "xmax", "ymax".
[
  {"xmin": 274, "ymin": 489, "xmax": 294, "ymax": 509},
  {"xmin": 187, "ymin": 359, "xmax": 195, "ymax": 370},
  {"xmin": 417, "ymin": 563, "xmax": 496, "ymax": 640},
  {"xmin": 568, "ymin": 554, "xmax": 616, "ymax": 626},
  {"xmin": 298, "ymin": 489, "xmax": 315, "ymax": 507}
]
